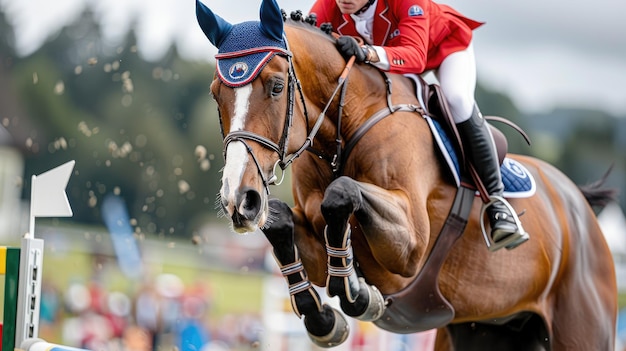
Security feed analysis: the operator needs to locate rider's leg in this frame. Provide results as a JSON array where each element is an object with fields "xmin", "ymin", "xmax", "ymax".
[
  {"xmin": 437, "ymin": 42, "xmax": 526, "ymax": 248},
  {"xmin": 456, "ymin": 107, "xmax": 519, "ymax": 242}
]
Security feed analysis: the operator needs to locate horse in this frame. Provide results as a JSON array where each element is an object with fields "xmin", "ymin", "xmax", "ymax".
[{"xmin": 195, "ymin": 0, "xmax": 618, "ymax": 349}]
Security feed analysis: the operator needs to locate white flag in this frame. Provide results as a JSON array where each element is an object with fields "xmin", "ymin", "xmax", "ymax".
[{"xmin": 30, "ymin": 160, "xmax": 75, "ymax": 217}]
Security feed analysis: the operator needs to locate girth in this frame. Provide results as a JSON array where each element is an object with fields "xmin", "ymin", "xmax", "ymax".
[{"xmin": 374, "ymin": 182, "xmax": 476, "ymax": 333}]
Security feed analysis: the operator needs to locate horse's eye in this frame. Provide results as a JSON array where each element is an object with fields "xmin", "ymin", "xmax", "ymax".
[{"xmin": 271, "ymin": 82, "xmax": 284, "ymax": 97}]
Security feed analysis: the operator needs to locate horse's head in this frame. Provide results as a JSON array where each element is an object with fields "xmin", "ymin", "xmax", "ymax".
[{"xmin": 197, "ymin": 0, "xmax": 305, "ymax": 233}]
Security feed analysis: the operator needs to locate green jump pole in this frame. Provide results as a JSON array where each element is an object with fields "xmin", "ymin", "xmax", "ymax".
[{"xmin": 1, "ymin": 246, "xmax": 21, "ymax": 351}]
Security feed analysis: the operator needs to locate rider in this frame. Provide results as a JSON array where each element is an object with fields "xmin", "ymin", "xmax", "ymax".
[{"xmin": 309, "ymin": 0, "xmax": 527, "ymax": 249}]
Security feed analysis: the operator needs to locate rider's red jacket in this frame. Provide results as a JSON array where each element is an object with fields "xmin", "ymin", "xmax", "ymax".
[{"xmin": 309, "ymin": 0, "xmax": 483, "ymax": 74}]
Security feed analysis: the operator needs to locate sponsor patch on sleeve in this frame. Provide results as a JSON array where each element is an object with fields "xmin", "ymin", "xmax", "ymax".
[{"xmin": 408, "ymin": 5, "xmax": 424, "ymax": 17}]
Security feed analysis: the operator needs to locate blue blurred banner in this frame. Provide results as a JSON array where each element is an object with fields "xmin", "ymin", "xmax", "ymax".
[{"xmin": 101, "ymin": 194, "xmax": 143, "ymax": 278}]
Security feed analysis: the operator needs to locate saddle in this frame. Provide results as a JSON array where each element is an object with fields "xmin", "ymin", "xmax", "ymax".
[
  {"xmin": 403, "ymin": 74, "xmax": 535, "ymax": 201},
  {"xmin": 424, "ymin": 81, "xmax": 508, "ymax": 166}
]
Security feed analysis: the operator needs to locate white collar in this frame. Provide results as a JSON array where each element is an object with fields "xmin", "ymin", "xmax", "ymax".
[{"xmin": 350, "ymin": 0, "xmax": 378, "ymax": 22}]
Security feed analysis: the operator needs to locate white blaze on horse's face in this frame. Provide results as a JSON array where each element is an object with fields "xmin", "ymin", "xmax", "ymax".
[
  {"xmin": 220, "ymin": 85, "xmax": 267, "ymax": 233},
  {"xmin": 222, "ymin": 85, "xmax": 250, "ymax": 195}
]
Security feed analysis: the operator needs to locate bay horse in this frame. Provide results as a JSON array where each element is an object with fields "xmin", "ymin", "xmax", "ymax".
[{"xmin": 196, "ymin": 0, "xmax": 617, "ymax": 349}]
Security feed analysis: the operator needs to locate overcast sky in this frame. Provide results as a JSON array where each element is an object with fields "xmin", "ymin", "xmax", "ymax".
[{"xmin": 2, "ymin": 0, "xmax": 625, "ymax": 116}]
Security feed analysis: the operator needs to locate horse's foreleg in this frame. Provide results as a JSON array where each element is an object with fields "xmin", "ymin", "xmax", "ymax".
[
  {"xmin": 262, "ymin": 198, "xmax": 349, "ymax": 348},
  {"xmin": 321, "ymin": 177, "xmax": 385, "ymax": 322}
]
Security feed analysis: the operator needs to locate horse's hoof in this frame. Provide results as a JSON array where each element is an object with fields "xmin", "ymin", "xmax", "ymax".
[
  {"xmin": 354, "ymin": 277, "xmax": 385, "ymax": 322},
  {"xmin": 308, "ymin": 305, "xmax": 349, "ymax": 348}
]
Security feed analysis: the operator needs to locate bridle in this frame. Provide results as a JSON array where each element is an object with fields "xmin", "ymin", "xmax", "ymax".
[
  {"xmin": 218, "ymin": 35, "xmax": 357, "ymax": 195},
  {"xmin": 220, "ymin": 43, "xmax": 301, "ymax": 193}
]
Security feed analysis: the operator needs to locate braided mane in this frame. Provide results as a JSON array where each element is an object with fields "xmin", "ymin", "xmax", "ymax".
[{"xmin": 281, "ymin": 9, "xmax": 335, "ymax": 37}]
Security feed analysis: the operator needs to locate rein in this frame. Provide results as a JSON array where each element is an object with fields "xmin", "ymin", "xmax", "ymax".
[
  {"xmin": 281, "ymin": 56, "xmax": 357, "ymax": 171},
  {"xmin": 308, "ymin": 67, "xmax": 425, "ymax": 176}
]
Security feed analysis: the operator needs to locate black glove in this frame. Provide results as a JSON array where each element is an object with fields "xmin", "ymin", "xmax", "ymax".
[{"xmin": 336, "ymin": 36, "xmax": 367, "ymax": 62}]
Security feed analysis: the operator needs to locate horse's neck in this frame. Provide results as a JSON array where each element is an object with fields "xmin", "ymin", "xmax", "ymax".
[
  {"xmin": 286, "ymin": 25, "xmax": 387, "ymax": 132},
  {"xmin": 287, "ymin": 25, "xmax": 433, "ymax": 169}
]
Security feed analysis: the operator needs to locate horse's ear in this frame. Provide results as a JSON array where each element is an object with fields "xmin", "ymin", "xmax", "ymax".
[
  {"xmin": 196, "ymin": 0, "xmax": 233, "ymax": 48},
  {"xmin": 259, "ymin": 0, "xmax": 284, "ymax": 41}
]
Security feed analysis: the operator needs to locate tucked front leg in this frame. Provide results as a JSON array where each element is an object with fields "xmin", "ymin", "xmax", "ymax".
[
  {"xmin": 262, "ymin": 198, "xmax": 349, "ymax": 348},
  {"xmin": 321, "ymin": 177, "xmax": 386, "ymax": 321}
]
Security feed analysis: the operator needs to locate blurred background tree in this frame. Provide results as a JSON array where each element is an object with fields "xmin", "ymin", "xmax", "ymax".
[
  {"xmin": 3, "ymin": 7, "xmax": 223, "ymax": 238},
  {"xmin": 1, "ymin": 5, "xmax": 624, "ymax": 241}
]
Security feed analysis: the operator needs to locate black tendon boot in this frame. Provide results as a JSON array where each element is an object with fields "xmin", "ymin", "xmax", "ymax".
[{"xmin": 457, "ymin": 106, "xmax": 529, "ymax": 251}]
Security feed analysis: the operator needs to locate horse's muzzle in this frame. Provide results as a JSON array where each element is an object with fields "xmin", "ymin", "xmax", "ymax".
[{"xmin": 222, "ymin": 186, "xmax": 265, "ymax": 233}]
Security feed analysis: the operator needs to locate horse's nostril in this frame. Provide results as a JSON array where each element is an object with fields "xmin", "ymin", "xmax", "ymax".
[
  {"xmin": 234, "ymin": 187, "xmax": 262, "ymax": 224},
  {"xmin": 242, "ymin": 188, "xmax": 261, "ymax": 213},
  {"xmin": 229, "ymin": 187, "xmax": 264, "ymax": 230}
]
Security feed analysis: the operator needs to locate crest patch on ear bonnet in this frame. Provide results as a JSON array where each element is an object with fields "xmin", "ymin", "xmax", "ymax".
[{"xmin": 215, "ymin": 21, "xmax": 291, "ymax": 87}]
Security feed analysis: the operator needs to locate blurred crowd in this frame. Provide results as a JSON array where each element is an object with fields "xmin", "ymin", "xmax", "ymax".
[{"xmin": 38, "ymin": 274, "xmax": 262, "ymax": 351}]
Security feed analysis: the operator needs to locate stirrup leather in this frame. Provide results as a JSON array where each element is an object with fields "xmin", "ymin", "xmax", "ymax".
[{"xmin": 480, "ymin": 195, "xmax": 529, "ymax": 252}]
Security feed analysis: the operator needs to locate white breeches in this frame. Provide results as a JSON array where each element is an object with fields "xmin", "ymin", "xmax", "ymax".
[{"xmin": 435, "ymin": 41, "xmax": 477, "ymax": 123}]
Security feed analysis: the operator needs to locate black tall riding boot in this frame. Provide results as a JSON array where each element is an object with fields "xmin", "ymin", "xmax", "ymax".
[{"xmin": 457, "ymin": 106, "xmax": 528, "ymax": 251}]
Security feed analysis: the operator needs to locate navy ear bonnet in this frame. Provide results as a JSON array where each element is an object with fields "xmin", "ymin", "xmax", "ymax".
[
  {"xmin": 215, "ymin": 22, "xmax": 290, "ymax": 87},
  {"xmin": 196, "ymin": 0, "xmax": 291, "ymax": 87}
]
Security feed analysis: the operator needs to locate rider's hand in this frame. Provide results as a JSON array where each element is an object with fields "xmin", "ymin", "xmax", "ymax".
[{"xmin": 336, "ymin": 36, "xmax": 368, "ymax": 63}]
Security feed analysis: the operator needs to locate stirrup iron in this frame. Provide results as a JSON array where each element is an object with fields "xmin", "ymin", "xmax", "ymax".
[{"xmin": 480, "ymin": 195, "xmax": 529, "ymax": 252}]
